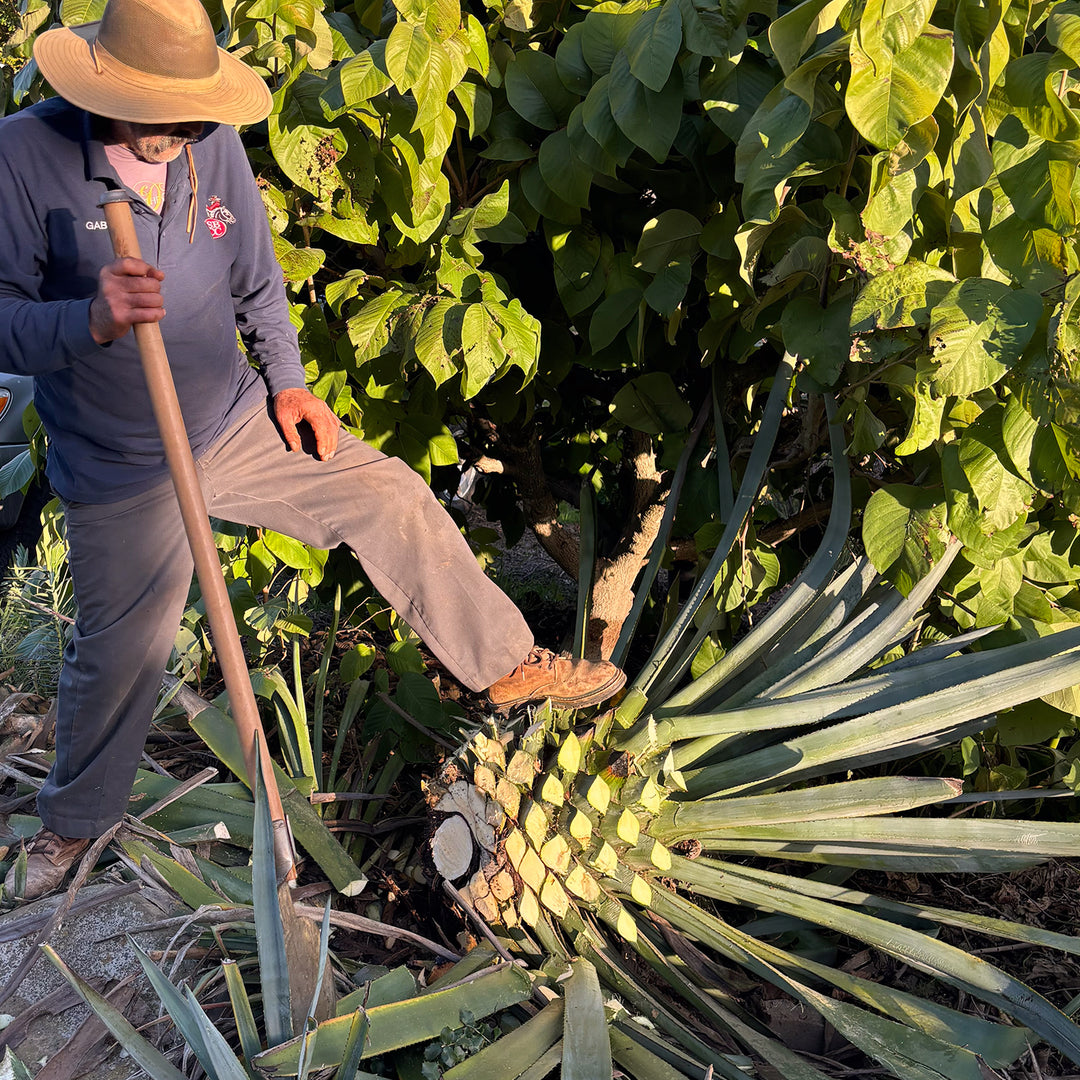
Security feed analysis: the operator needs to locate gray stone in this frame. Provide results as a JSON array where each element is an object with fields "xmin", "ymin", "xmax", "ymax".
[{"xmin": 0, "ymin": 878, "xmax": 192, "ymax": 1079}]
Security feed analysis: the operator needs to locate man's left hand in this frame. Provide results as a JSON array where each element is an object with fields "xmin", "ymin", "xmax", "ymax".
[{"xmin": 273, "ymin": 388, "xmax": 341, "ymax": 461}]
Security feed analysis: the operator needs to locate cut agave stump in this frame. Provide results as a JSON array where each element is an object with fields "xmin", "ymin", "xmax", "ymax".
[{"xmin": 430, "ymin": 364, "xmax": 1080, "ymax": 1079}]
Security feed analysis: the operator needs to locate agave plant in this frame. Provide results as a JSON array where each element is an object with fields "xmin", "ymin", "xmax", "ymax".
[{"xmin": 412, "ymin": 354, "xmax": 1080, "ymax": 1079}]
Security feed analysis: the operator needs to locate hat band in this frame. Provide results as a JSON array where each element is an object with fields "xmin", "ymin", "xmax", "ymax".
[{"xmin": 90, "ymin": 38, "xmax": 224, "ymax": 94}]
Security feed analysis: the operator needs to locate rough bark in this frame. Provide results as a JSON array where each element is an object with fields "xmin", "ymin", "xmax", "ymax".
[
  {"xmin": 472, "ymin": 425, "xmax": 671, "ymax": 659},
  {"xmin": 586, "ymin": 431, "xmax": 667, "ymax": 659}
]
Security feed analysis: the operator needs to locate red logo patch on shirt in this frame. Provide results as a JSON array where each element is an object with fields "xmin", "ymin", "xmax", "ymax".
[{"xmin": 204, "ymin": 195, "xmax": 237, "ymax": 238}]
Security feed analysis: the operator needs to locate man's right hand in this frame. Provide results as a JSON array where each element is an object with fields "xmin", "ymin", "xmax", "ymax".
[{"xmin": 88, "ymin": 257, "xmax": 166, "ymax": 345}]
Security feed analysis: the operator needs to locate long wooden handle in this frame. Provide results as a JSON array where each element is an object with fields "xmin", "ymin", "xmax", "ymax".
[{"xmin": 100, "ymin": 194, "xmax": 295, "ymax": 882}]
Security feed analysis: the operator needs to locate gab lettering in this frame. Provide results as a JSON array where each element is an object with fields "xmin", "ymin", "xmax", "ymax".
[{"xmin": 85, "ymin": 220, "xmax": 108, "ymax": 230}]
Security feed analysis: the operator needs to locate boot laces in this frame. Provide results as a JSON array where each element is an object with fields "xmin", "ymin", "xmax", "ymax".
[{"xmin": 521, "ymin": 646, "xmax": 556, "ymax": 673}]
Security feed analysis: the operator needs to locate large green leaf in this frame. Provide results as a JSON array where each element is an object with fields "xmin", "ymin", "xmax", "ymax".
[
  {"xmin": 992, "ymin": 114, "xmax": 1080, "ymax": 231},
  {"xmin": 625, "ymin": 0, "xmax": 683, "ymax": 92},
  {"xmin": 633, "ymin": 210, "xmax": 702, "ymax": 273},
  {"xmin": 926, "ymin": 279, "xmax": 1043, "ymax": 397},
  {"xmin": 460, "ymin": 302, "xmax": 507, "ymax": 398},
  {"xmin": 850, "ymin": 262, "xmax": 956, "ymax": 331},
  {"xmin": 385, "ymin": 22, "xmax": 455, "ymax": 132},
  {"xmin": 612, "ymin": 373, "xmax": 692, "ymax": 434},
  {"xmin": 334, "ymin": 43, "xmax": 394, "ymax": 107},
  {"xmin": 268, "ymin": 77, "xmax": 346, "ymax": 201},
  {"xmin": 580, "ymin": 1, "xmax": 647, "ymax": 76},
  {"xmin": 847, "ymin": 19, "xmax": 953, "ymax": 150},
  {"xmin": 538, "ymin": 129, "xmax": 593, "ymax": 208},
  {"xmin": 581, "ymin": 76, "xmax": 636, "ymax": 166},
  {"xmin": 608, "ymin": 51, "xmax": 683, "ymax": 162},
  {"xmin": 505, "ymin": 49, "xmax": 578, "ymax": 130},
  {"xmin": 863, "ymin": 486, "xmax": 950, "ymax": 594}
]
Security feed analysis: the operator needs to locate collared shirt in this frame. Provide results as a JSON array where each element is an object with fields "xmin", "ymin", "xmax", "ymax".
[{"xmin": 0, "ymin": 98, "xmax": 306, "ymax": 503}]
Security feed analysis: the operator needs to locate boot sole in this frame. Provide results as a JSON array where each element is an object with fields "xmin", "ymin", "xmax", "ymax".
[{"xmin": 489, "ymin": 668, "xmax": 627, "ymax": 710}]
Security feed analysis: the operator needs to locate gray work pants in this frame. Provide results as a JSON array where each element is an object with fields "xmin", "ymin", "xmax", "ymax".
[{"xmin": 37, "ymin": 401, "xmax": 533, "ymax": 837}]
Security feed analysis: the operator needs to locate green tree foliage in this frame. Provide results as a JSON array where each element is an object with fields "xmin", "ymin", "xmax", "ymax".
[{"xmin": 5, "ymin": 0, "xmax": 1080, "ymax": 702}]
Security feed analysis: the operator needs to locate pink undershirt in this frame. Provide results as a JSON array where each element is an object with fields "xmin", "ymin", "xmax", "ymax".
[{"xmin": 104, "ymin": 143, "xmax": 167, "ymax": 213}]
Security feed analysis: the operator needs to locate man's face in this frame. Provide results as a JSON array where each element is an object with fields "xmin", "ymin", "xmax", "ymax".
[{"xmin": 106, "ymin": 120, "xmax": 205, "ymax": 163}]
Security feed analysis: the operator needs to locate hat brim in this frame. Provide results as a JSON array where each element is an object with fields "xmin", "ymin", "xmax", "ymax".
[{"xmin": 34, "ymin": 23, "xmax": 272, "ymax": 125}]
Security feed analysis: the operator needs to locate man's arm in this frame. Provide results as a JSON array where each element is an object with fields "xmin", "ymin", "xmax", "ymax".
[{"xmin": 0, "ymin": 146, "xmax": 107, "ymax": 375}]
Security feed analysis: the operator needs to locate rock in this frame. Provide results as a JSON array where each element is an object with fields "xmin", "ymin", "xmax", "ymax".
[{"xmin": 0, "ymin": 879, "xmax": 191, "ymax": 1079}]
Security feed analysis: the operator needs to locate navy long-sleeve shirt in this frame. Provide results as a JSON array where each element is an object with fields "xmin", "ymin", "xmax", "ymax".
[{"xmin": 0, "ymin": 98, "xmax": 306, "ymax": 503}]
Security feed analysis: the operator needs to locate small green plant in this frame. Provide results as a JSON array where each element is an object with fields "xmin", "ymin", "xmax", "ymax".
[
  {"xmin": 0, "ymin": 499, "xmax": 73, "ymax": 695},
  {"xmin": 421, "ymin": 1010, "xmax": 499, "ymax": 1078}
]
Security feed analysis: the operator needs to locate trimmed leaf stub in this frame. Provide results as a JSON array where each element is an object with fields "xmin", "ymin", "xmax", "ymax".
[
  {"xmin": 431, "ymin": 815, "xmax": 474, "ymax": 882},
  {"xmin": 432, "ymin": 779, "xmax": 501, "ymax": 852}
]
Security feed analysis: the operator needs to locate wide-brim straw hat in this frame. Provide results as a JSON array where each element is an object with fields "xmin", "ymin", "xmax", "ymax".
[{"xmin": 33, "ymin": 0, "xmax": 271, "ymax": 125}]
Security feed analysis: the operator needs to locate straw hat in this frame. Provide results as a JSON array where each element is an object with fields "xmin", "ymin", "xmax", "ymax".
[{"xmin": 33, "ymin": 0, "xmax": 272, "ymax": 125}]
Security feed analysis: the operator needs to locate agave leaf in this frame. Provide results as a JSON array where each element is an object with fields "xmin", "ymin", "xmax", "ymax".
[
  {"xmin": 222, "ymin": 959, "xmax": 263, "ymax": 1067},
  {"xmin": 327, "ymin": 676, "xmax": 370, "ymax": 792},
  {"xmin": 441, "ymin": 999, "xmax": 563, "ymax": 1078},
  {"xmin": 252, "ymin": 963, "xmax": 534, "ymax": 1075},
  {"xmin": 652, "ymin": 778, "xmax": 962, "ymax": 841},
  {"xmin": 334, "ymin": 1008, "xmax": 370, "ymax": 1080},
  {"xmin": 181, "ymin": 986, "xmax": 253, "ymax": 1080},
  {"xmin": 312, "ymin": 587, "xmax": 342, "ymax": 790},
  {"xmin": 296, "ymin": 898, "xmax": 335, "ymax": 1079},
  {"xmin": 658, "ymin": 860, "xmax": 1080, "ymax": 1060},
  {"xmin": 190, "ymin": 705, "xmax": 367, "ymax": 895},
  {"xmin": 685, "ymin": 817, "xmax": 1080, "ymax": 872},
  {"xmin": 250, "ymin": 664, "xmax": 316, "ymax": 792},
  {"xmin": 758, "ymin": 959, "xmax": 986, "ymax": 1080},
  {"xmin": 133, "ymin": 769, "xmax": 256, "ymax": 844},
  {"xmin": 305, "ymin": 897, "xmax": 334, "ymax": 1023},
  {"xmin": 609, "ymin": 1025, "xmax": 687, "ymax": 1080},
  {"xmin": 684, "ymin": 626, "xmax": 1080, "ymax": 796},
  {"xmin": 660, "ymin": 394, "xmax": 851, "ymax": 716},
  {"xmin": 871, "ymin": 626, "xmax": 997, "ymax": 672},
  {"xmin": 611, "ymin": 1016, "xmax": 719, "ymax": 1079},
  {"xmin": 573, "ymin": 926, "xmax": 755, "ymax": 1080},
  {"xmin": 517, "ymin": 1040, "xmax": 564, "ymax": 1080},
  {"xmin": 131, "ymin": 940, "xmax": 217, "ymax": 1076},
  {"xmin": 562, "ymin": 958, "xmax": 612, "ymax": 1080},
  {"xmin": 644, "ymin": 627, "xmax": 1067, "ymax": 767},
  {"xmin": 618, "ymin": 918, "xmax": 838, "ymax": 1080},
  {"xmin": 252, "ymin": 749, "xmax": 293, "ymax": 1047},
  {"xmin": 712, "ymin": 364, "xmax": 735, "ymax": 522},
  {"xmin": 649, "ymin": 888, "xmax": 1019, "ymax": 1077},
  {"xmin": 573, "ymin": 478, "xmax": 596, "ymax": 661},
  {"xmin": 757, "ymin": 542, "xmax": 961, "ymax": 700},
  {"xmin": 709, "ymin": 557, "xmax": 881, "ymax": 711},
  {"xmin": 0, "ymin": 1050, "xmax": 33, "ymax": 1080},
  {"xmin": 424, "ymin": 944, "xmax": 501, "ymax": 991},
  {"xmin": 194, "ymin": 854, "xmax": 254, "ymax": 904},
  {"xmin": 631, "ymin": 351, "xmax": 797, "ymax": 708},
  {"xmin": 690, "ymin": 880, "xmax": 1031, "ymax": 1067},
  {"xmin": 41, "ymin": 945, "xmax": 190, "ymax": 1080},
  {"xmin": 120, "ymin": 840, "xmax": 228, "ymax": 910},
  {"xmin": 711, "ymin": 858, "xmax": 1080, "ymax": 959}
]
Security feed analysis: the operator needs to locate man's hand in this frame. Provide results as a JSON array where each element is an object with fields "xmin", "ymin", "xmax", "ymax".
[
  {"xmin": 89, "ymin": 258, "xmax": 166, "ymax": 344},
  {"xmin": 274, "ymin": 387, "xmax": 341, "ymax": 461}
]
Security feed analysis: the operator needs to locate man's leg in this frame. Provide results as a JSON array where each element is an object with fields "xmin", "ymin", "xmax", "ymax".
[
  {"xmin": 36, "ymin": 480, "xmax": 193, "ymax": 837},
  {"xmin": 198, "ymin": 404, "xmax": 533, "ymax": 690}
]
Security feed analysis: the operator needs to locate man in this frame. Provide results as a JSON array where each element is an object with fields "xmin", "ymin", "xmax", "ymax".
[{"xmin": 0, "ymin": 0, "xmax": 624, "ymax": 900}]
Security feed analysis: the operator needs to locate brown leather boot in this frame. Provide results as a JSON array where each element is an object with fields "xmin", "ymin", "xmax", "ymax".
[
  {"xmin": 487, "ymin": 647, "xmax": 626, "ymax": 710},
  {"xmin": 5, "ymin": 828, "xmax": 92, "ymax": 900}
]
